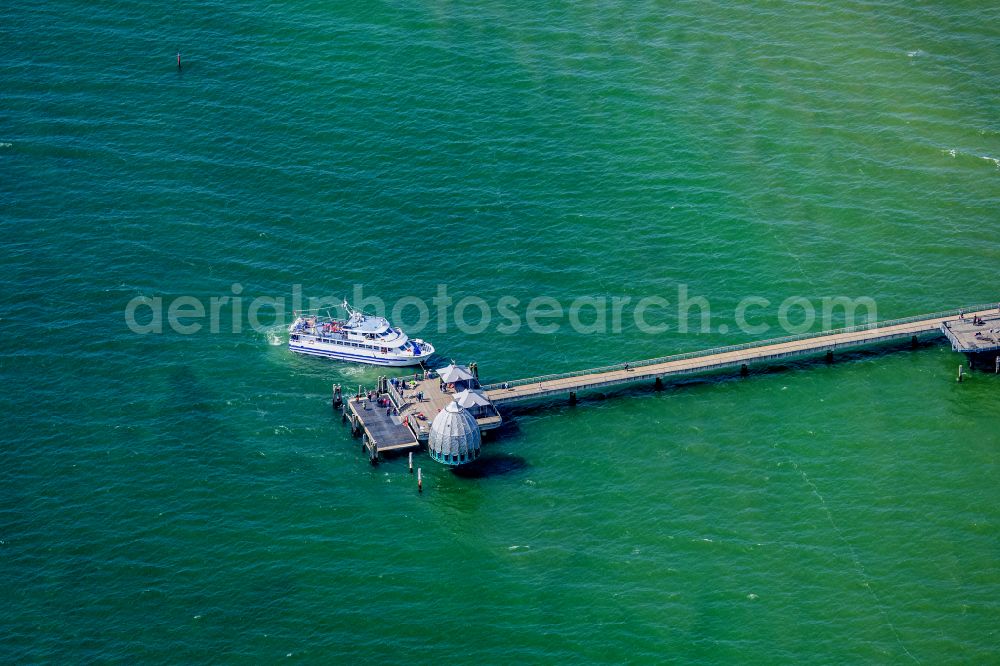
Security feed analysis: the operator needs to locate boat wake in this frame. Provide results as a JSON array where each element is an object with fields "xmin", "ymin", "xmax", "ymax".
[{"xmin": 262, "ymin": 325, "xmax": 285, "ymax": 346}]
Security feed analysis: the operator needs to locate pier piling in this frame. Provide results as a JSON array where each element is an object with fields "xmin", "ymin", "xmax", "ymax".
[
  {"xmin": 417, "ymin": 468, "xmax": 422, "ymax": 493},
  {"xmin": 958, "ymin": 364, "xmax": 964, "ymax": 382}
]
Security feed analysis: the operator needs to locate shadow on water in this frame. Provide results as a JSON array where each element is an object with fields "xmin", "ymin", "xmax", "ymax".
[{"xmin": 451, "ymin": 454, "xmax": 529, "ymax": 479}]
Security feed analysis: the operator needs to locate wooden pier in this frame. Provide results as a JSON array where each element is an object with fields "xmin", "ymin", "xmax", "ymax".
[
  {"xmin": 336, "ymin": 303, "xmax": 997, "ymax": 464},
  {"xmin": 345, "ymin": 389, "xmax": 419, "ymax": 463},
  {"xmin": 340, "ymin": 369, "xmax": 502, "ymax": 463},
  {"xmin": 482, "ymin": 304, "xmax": 1000, "ymax": 405},
  {"xmin": 388, "ymin": 376, "xmax": 502, "ymax": 441}
]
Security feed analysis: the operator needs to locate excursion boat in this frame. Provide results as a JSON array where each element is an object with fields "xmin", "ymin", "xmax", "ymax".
[{"xmin": 288, "ymin": 301, "xmax": 434, "ymax": 366}]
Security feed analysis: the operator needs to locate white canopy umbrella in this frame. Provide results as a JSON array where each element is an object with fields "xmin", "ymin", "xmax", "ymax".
[
  {"xmin": 453, "ymin": 389, "xmax": 491, "ymax": 408},
  {"xmin": 437, "ymin": 363, "xmax": 474, "ymax": 384}
]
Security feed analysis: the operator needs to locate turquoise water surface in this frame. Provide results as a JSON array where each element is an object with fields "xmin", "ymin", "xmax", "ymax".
[{"xmin": 3, "ymin": 1, "xmax": 999, "ymax": 662}]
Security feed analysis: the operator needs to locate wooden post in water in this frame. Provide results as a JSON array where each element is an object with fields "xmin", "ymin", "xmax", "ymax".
[
  {"xmin": 911, "ymin": 335, "xmax": 919, "ymax": 349},
  {"xmin": 569, "ymin": 391, "xmax": 577, "ymax": 405},
  {"xmin": 417, "ymin": 468, "xmax": 422, "ymax": 493},
  {"xmin": 654, "ymin": 376, "xmax": 663, "ymax": 391},
  {"xmin": 957, "ymin": 364, "xmax": 964, "ymax": 382},
  {"xmin": 995, "ymin": 356, "xmax": 999, "ymax": 374},
  {"xmin": 825, "ymin": 350, "xmax": 833, "ymax": 364},
  {"xmin": 740, "ymin": 364, "xmax": 749, "ymax": 377},
  {"xmin": 409, "ymin": 452, "xmax": 413, "ymax": 473}
]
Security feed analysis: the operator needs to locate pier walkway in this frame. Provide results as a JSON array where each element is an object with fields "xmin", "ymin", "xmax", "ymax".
[{"xmin": 483, "ymin": 304, "xmax": 999, "ymax": 405}]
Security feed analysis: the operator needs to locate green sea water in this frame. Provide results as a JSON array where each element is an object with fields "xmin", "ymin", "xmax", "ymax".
[{"xmin": 3, "ymin": 1, "xmax": 999, "ymax": 662}]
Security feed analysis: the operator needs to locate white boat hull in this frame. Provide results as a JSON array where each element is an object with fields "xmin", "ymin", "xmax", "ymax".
[
  {"xmin": 289, "ymin": 341, "xmax": 433, "ymax": 366},
  {"xmin": 287, "ymin": 304, "xmax": 434, "ymax": 367}
]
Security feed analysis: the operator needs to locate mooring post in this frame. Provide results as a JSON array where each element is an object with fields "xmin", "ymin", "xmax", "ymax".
[
  {"xmin": 995, "ymin": 355, "xmax": 999, "ymax": 374},
  {"xmin": 341, "ymin": 404, "xmax": 347, "ymax": 423},
  {"xmin": 740, "ymin": 364, "xmax": 749, "ymax": 377},
  {"xmin": 569, "ymin": 391, "xmax": 577, "ymax": 405},
  {"xmin": 825, "ymin": 350, "xmax": 833, "ymax": 364},
  {"xmin": 409, "ymin": 451, "xmax": 413, "ymax": 473},
  {"xmin": 654, "ymin": 376, "xmax": 663, "ymax": 391},
  {"xmin": 417, "ymin": 468, "xmax": 422, "ymax": 493},
  {"xmin": 911, "ymin": 335, "xmax": 919, "ymax": 349},
  {"xmin": 958, "ymin": 364, "xmax": 964, "ymax": 382}
]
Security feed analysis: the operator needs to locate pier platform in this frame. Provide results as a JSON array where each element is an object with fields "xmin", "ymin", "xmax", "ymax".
[
  {"xmin": 346, "ymin": 395, "xmax": 419, "ymax": 462},
  {"xmin": 389, "ymin": 375, "xmax": 502, "ymax": 441},
  {"xmin": 941, "ymin": 312, "xmax": 1000, "ymax": 354}
]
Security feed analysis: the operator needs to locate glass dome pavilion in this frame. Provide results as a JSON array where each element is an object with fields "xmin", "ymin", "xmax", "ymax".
[{"xmin": 428, "ymin": 402, "xmax": 481, "ymax": 466}]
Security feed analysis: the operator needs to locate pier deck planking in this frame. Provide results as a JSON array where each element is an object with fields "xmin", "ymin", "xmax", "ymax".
[{"xmin": 485, "ymin": 307, "xmax": 999, "ymax": 405}]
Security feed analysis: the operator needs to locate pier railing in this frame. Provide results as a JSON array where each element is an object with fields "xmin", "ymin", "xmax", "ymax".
[{"xmin": 481, "ymin": 302, "xmax": 998, "ymax": 390}]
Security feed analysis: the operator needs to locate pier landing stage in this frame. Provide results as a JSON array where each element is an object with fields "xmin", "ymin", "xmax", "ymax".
[
  {"xmin": 942, "ymin": 313, "xmax": 1000, "ymax": 354},
  {"xmin": 346, "ymin": 396, "xmax": 418, "ymax": 461}
]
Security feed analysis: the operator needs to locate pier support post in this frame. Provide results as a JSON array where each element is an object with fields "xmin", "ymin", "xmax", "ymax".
[
  {"xmin": 995, "ymin": 356, "xmax": 999, "ymax": 374},
  {"xmin": 958, "ymin": 365, "xmax": 964, "ymax": 382},
  {"xmin": 409, "ymin": 452, "xmax": 413, "ymax": 473},
  {"xmin": 569, "ymin": 391, "xmax": 577, "ymax": 405},
  {"xmin": 825, "ymin": 350, "xmax": 833, "ymax": 364},
  {"xmin": 740, "ymin": 364, "xmax": 749, "ymax": 377},
  {"xmin": 654, "ymin": 377, "xmax": 663, "ymax": 391},
  {"xmin": 911, "ymin": 335, "xmax": 919, "ymax": 349},
  {"xmin": 417, "ymin": 468, "xmax": 422, "ymax": 493}
]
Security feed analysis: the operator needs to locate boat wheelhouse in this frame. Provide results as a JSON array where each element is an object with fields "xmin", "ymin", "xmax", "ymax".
[{"xmin": 288, "ymin": 301, "xmax": 434, "ymax": 366}]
